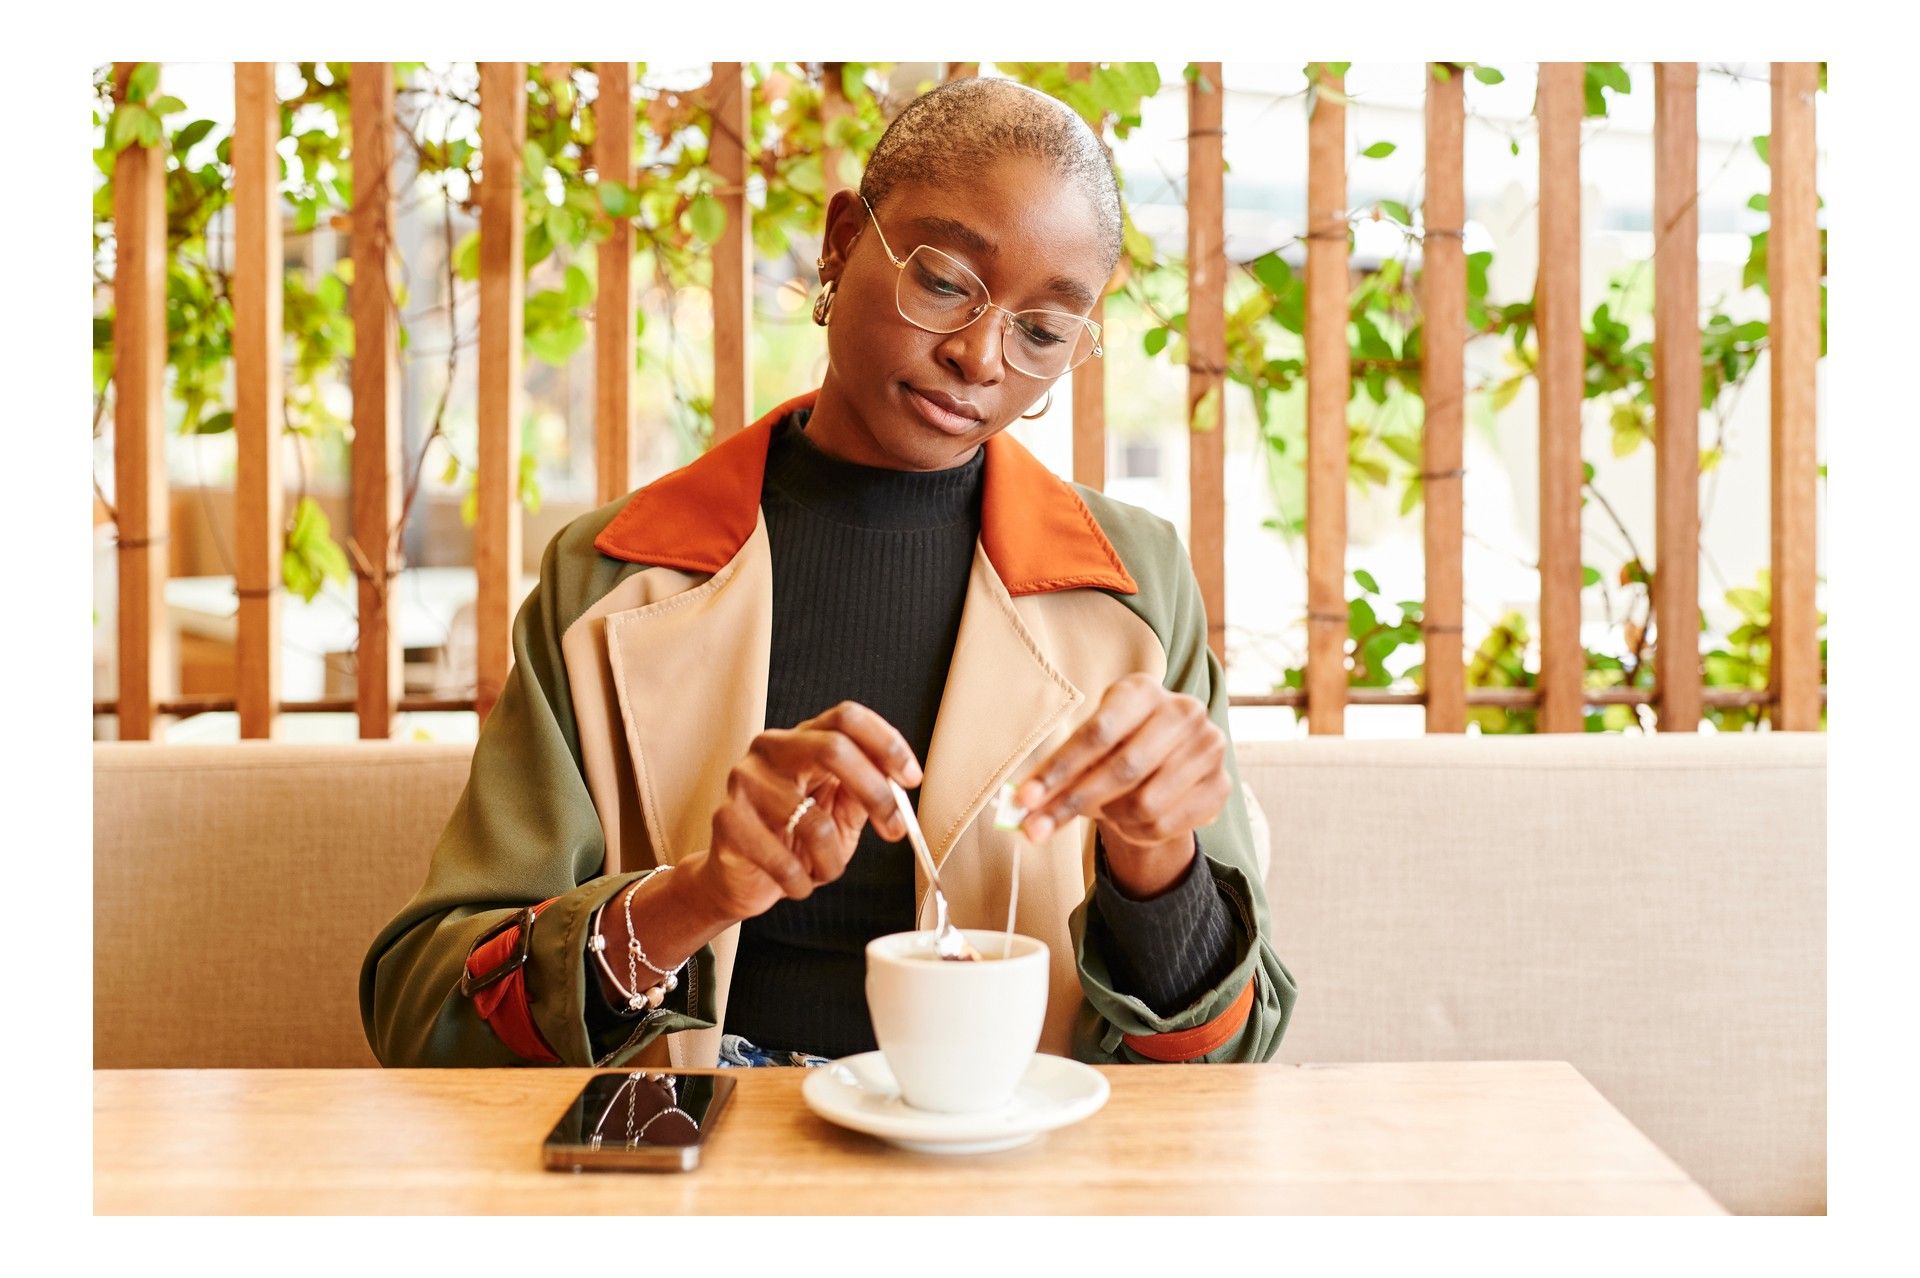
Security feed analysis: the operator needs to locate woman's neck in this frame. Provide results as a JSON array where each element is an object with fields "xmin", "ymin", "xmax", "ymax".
[{"xmin": 804, "ymin": 377, "xmax": 985, "ymax": 472}]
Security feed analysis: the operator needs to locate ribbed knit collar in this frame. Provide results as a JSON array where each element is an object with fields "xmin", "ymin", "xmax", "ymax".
[{"xmin": 763, "ymin": 408, "xmax": 985, "ymax": 532}]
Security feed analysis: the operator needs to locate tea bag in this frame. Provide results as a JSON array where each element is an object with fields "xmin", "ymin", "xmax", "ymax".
[
  {"xmin": 995, "ymin": 782, "xmax": 1027, "ymax": 958},
  {"xmin": 992, "ymin": 781, "xmax": 1028, "ymax": 831}
]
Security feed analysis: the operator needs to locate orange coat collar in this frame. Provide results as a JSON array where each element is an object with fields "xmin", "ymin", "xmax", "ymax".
[{"xmin": 593, "ymin": 388, "xmax": 1138, "ymax": 597}]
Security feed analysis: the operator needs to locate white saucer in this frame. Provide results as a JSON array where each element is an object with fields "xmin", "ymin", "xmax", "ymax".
[{"xmin": 801, "ymin": 1051, "xmax": 1109, "ymax": 1155}]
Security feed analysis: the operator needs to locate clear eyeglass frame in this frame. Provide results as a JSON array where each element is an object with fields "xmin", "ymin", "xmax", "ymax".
[{"xmin": 858, "ymin": 194, "xmax": 1104, "ymax": 379}]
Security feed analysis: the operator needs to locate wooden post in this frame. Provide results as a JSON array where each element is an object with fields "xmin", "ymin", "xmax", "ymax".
[
  {"xmin": 1653, "ymin": 63, "xmax": 1703, "ymax": 733},
  {"xmin": 1305, "ymin": 63, "xmax": 1349, "ymax": 735},
  {"xmin": 1421, "ymin": 63, "xmax": 1467, "ymax": 734},
  {"xmin": 709, "ymin": 62, "xmax": 752, "ymax": 446},
  {"xmin": 1535, "ymin": 63, "xmax": 1585, "ymax": 733},
  {"xmin": 1769, "ymin": 62, "xmax": 1821, "ymax": 730},
  {"xmin": 233, "ymin": 62, "xmax": 283, "ymax": 739},
  {"xmin": 1187, "ymin": 62, "xmax": 1227, "ymax": 668},
  {"xmin": 595, "ymin": 62, "xmax": 635, "ymax": 507},
  {"xmin": 477, "ymin": 62, "xmax": 526, "ymax": 725},
  {"xmin": 820, "ymin": 62, "xmax": 855, "ymax": 201},
  {"xmin": 110, "ymin": 63, "xmax": 170, "ymax": 742},
  {"xmin": 349, "ymin": 62, "xmax": 401, "ymax": 738},
  {"xmin": 1070, "ymin": 61, "xmax": 1107, "ymax": 493}
]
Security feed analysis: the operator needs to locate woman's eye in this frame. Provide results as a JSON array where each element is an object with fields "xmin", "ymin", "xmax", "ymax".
[
  {"xmin": 1015, "ymin": 317, "xmax": 1073, "ymax": 346},
  {"xmin": 913, "ymin": 264, "xmax": 969, "ymax": 297}
]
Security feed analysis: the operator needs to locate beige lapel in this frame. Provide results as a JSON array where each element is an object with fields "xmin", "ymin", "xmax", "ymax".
[
  {"xmin": 604, "ymin": 512, "xmax": 773, "ymax": 1070},
  {"xmin": 916, "ymin": 541, "xmax": 1086, "ymax": 891}
]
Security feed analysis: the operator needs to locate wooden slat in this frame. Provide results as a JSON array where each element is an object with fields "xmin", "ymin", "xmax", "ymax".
[
  {"xmin": 1305, "ymin": 63, "xmax": 1349, "ymax": 735},
  {"xmin": 1187, "ymin": 62, "xmax": 1227, "ymax": 668},
  {"xmin": 1535, "ymin": 63, "xmax": 1585, "ymax": 733},
  {"xmin": 1070, "ymin": 61, "xmax": 1107, "ymax": 492},
  {"xmin": 708, "ymin": 62, "xmax": 752, "ymax": 446},
  {"xmin": 594, "ymin": 62, "xmax": 635, "ymax": 506},
  {"xmin": 820, "ymin": 62, "xmax": 854, "ymax": 201},
  {"xmin": 1769, "ymin": 63, "xmax": 1821, "ymax": 731},
  {"xmin": 110, "ymin": 63, "xmax": 170, "ymax": 741},
  {"xmin": 232, "ymin": 62, "xmax": 283, "ymax": 739},
  {"xmin": 477, "ymin": 62, "xmax": 527, "ymax": 725},
  {"xmin": 1421, "ymin": 63, "xmax": 1467, "ymax": 734},
  {"xmin": 1653, "ymin": 63, "xmax": 1703, "ymax": 733},
  {"xmin": 349, "ymin": 62, "xmax": 401, "ymax": 738}
]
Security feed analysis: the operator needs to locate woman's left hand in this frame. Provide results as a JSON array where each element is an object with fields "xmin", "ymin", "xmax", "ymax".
[{"xmin": 1009, "ymin": 672, "xmax": 1232, "ymax": 898}]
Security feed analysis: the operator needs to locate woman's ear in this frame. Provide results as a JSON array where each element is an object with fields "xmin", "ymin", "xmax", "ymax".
[{"xmin": 817, "ymin": 188, "xmax": 867, "ymax": 281}]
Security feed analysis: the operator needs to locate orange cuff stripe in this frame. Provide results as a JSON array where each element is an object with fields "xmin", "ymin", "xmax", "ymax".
[
  {"xmin": 1121, "ymin": 975, "xmax": 1257, "ymax": 1062},
  {"xmin": 466, "ymin": 898, "xmax": 562, "ymax": 1064}
]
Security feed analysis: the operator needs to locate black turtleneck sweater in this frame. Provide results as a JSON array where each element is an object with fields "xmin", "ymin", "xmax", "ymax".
[{"xmin": 589, "ymin": 408, "xmax": 1241, "ymax": 1060}]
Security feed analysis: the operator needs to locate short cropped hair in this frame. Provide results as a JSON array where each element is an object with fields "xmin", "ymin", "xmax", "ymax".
[{"xmin": 858, "ymin": 76, "xmax": 1123, "ymax": 277}]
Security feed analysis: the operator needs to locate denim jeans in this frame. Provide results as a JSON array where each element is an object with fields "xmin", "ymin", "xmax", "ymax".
[{"xmin": 715, "ymin": 1032, "xmax": 831, "ymax": 1068}]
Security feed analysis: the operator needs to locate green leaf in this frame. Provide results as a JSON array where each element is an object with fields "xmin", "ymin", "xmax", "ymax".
[
  {"xmin": 1471, "ymin": 65, "xmax": 1505, "ymax": 85},
  {"xmin": 127, "ymin": 62, "xmax": 160, "ymax": 102},
  {"xmin": 1360, "ymin": 141, "xmax": 1396, "ymax": 159},
  {"xmin": 1582, "ymin": 566, "xmax": 1602, "ymax": 588},
  {"xmin": 563, "ymin": 263, "xmax": 594, "ymax": 308},
  {"xmin": 452, "ymin": 230, "xmax": 480, "ymax": 281},
  {"xmin": 1143, "ymin": 326, "xmax": 1170, "ymax": 357},
  {"xmin": 1379, "ymin": 199, "xmax": 1411, "ymax": 226},
  {"xmin": 174, "ymin": 118, "xmax": 217, "ymax": 151},
  {"xmin": 522, "ymin": 139, "xmax": 549, "ymax": 176},
  {"xmin": 195, "ymin": 410, "xmax": 234, "ymax": 436},
  {"xmin": 597, "ymin": 179, "xmax": 637, "ymax": 220},
  {"xmin": 1752, "ymin": 134, "xmax": 1770, "ymax": 165},
  {"xmin": 1191, "ymin": 382, "xmax": 1222, "ymax": 434},
  {"xmin": 1354, "ymin": 569, "xmax": 1380, "ymax": 594},
  {"xmin": 108, "ymin": 105, "xmax": 147, "ymax": 152},
  {"xmin": 150, "ymin": 94, "xmax": 186, "ymax": 117},
  {"xmin": 688, "ymin": 192, "xmax": 725, "ymax": 245}
]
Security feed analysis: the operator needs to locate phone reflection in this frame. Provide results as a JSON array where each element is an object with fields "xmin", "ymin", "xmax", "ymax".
[{"xmin": 571, "ymin": 1072, "xmax": 717, "ymax": 1150}]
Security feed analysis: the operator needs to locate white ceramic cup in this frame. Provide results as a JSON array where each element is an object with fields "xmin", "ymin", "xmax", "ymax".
[{"xmin": 864, "ymin": 929, "xmax": 1050, "ymax": 1114}]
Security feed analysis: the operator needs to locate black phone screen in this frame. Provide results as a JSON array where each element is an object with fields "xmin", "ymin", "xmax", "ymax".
[{"xmin": 542, "ymin": 1070, "xmax": 737, "ymax": 1172}]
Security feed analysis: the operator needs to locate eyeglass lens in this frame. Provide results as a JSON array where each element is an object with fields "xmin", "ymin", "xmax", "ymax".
[{"xmin": 897, "ymin": 245, "xmax": 1096, "ymax": 378}]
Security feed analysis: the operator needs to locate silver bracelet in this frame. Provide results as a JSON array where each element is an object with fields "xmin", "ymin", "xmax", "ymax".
[{"xmin": 586, "ymin": 866, "xmax": 688, "ymax": 1014}]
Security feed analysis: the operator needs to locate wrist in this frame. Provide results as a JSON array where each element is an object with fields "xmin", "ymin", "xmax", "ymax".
[
  {"xmin": 1097, "ymin": 825, "xmax": 1198, "ymax": 900},
  {"xmin": 673, "ymin": 851, "xmax": 744, "ymax": 931}
]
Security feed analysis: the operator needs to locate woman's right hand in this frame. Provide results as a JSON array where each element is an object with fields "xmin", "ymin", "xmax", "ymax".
[{"xmin": 684, "ymin": 700, "xmax": 923, "ymax": 923}]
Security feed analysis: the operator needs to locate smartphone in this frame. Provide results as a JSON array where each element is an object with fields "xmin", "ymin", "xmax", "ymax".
[{"xmin": 542, "ymin": 1070, "xmax": 737, "ymax": 1172}]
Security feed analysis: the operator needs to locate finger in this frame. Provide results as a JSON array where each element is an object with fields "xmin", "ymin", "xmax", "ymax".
[
  {"xmin": 1012, "ymin": 676, "xmax": 1179, "ymax": 813},
  {"xmin": 1021, "ymin": 698, "xmax": 1203, "ymax": 840},
  {"xmin": 759, "ymin": 727, "xmax": 907, "ymax": 841},
  {"xmin": 1098, "ymin": 728, "xmax": 1232, "ymax": 846},
  {"xmin": 813, "ymin": 700, "xmax": 924, "ymax": 789},
  {"xmin": 733, "ymin": 764, "xmax": 854, "ymax": 884},
  {"xmin": 713, "ymin": 800, "xmax": 816, "ymax": 900}
]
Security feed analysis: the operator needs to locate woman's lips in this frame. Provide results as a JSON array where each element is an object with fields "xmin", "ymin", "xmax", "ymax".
[{"xmin": 902, "ymin": 383, "xmax": 982, "ymax": 435}]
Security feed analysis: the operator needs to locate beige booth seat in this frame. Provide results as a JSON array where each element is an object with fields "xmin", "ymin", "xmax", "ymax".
[{"xmin": 94, "ymin": 733, "xmax": 1824, "ymax": 1214}]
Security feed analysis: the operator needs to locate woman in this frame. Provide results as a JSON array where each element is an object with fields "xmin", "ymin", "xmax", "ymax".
[{"xmin": 360, "ymin": 76, "xmax": 1297, "ymax": 1070}]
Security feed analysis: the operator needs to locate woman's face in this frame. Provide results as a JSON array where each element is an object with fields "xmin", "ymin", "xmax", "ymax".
[{"xmin": 812, "ymin": 153, "xmax": 1112, "ymax": 471}]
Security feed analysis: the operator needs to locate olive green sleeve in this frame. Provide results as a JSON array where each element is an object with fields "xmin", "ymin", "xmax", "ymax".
[
  {"xmin": 1066, "ymin": 494, "xmax": 1299, "ymax": 1063},
  {"xmin": 357, "ymin": 515, "xmax": 717, "ymax": 1067}
]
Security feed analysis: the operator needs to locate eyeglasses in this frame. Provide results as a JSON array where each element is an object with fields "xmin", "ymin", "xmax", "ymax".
[{"xmin": 859, "ymin": 195, "xmax": 1103, "ymax": 379}]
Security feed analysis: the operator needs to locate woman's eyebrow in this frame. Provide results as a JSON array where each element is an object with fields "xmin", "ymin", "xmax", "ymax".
[{"xmin": 908, "ymin": 215, "xmax": 1096, "ymax": 311}]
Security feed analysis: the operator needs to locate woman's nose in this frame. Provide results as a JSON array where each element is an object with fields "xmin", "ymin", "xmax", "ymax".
[{"xmin": 934, "ymin": 308, "xmax": 1009, "ymax": 385}]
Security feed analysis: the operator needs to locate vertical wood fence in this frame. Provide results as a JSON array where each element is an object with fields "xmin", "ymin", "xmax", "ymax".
[{"xmin": 95, "ymin": 61, "xmax": 1826, "ymax": 738}]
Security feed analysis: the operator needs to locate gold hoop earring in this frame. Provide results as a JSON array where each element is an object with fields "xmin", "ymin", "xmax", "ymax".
[
  {"xmin": 1020, "ymin": 389, "xmax": 1053, "ymax": 420},
  {"xmin": 811, "ymin": 277, "xmax": 837, "ymax": 327}
]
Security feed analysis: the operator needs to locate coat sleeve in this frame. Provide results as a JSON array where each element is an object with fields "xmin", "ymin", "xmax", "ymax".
[
  {"xmin": 357, "ymin": 526, "xmax": 717, "ymax": 1067},
  {"xmin": 1067, "ymin": 521, "xmax": 1299, "ymax": 1064}
]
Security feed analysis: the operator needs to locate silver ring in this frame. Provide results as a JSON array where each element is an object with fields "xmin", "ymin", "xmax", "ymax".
[{"xmin": 784, "ymin": 795, "xmax": 816, "ymax": 840}]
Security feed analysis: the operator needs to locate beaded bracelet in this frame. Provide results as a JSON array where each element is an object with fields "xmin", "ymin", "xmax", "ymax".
[{"xmin": 586, "ymin": 866, "xmax": 689, "ymax": 1014}]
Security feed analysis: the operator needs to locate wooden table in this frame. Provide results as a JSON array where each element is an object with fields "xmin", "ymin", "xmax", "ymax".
[{"xmin": 94, "ymin": 1061, "xmax": 1724, "ymax": 1214}]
